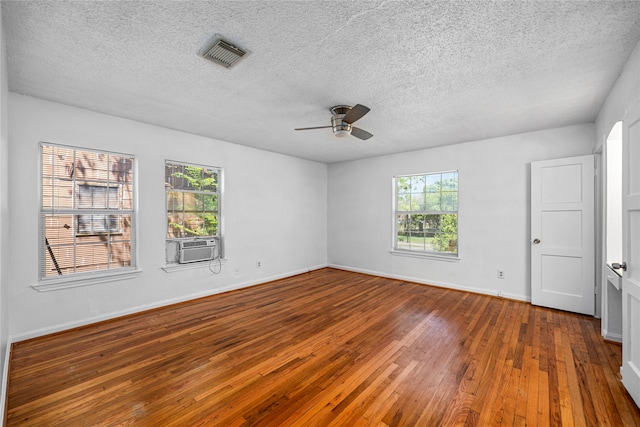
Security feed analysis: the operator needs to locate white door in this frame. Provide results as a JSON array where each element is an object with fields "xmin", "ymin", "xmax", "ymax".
[
  {"xmin": 621, "ymin": 101, "xmax": 640, "ymax": 407},
  {"xmin": 531, "ymin": 154, "xmax": 595, "ymax": 315}
]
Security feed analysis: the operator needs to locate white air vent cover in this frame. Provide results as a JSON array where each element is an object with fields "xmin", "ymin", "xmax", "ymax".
[{"xmin": 200, "ymin": 38, "xmax": 247, "ymax": 68}]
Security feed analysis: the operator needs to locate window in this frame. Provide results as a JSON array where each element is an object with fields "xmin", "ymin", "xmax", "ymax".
[
  {"xmin": 394, "ymin": 171, "xmax": 458, "ymax": 256},
  {"xmin": 77, "ymin": 184, "xmax": 121, "ymax": 235},
  {"xmin": 40, "ymin": 143, "xmax": 136, "ymax": 281},
  {"xmin": 165, "ymin": 160, "xmax": 222, "ymax": 263}
]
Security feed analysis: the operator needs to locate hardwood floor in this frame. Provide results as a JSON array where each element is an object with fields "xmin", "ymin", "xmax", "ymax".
[{"xmin": 6, "ymin": 268, "xmax": 640, "ymax": 426}]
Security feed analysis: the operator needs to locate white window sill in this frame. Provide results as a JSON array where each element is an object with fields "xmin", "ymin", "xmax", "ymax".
[
  {"xmin": 33, "ymin": 269, "xmax": 142, "ymax": 292},
  {"xmin": 390, "ymin": 250, "xmax": 460, "ymax": 262},
  {"xmin": 162, "ymin": 258, "xmax": 227, "ymax": 273}
]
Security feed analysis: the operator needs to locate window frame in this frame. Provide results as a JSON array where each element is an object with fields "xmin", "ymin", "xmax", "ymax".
[
  {"xmin": 164, "ymin": 159, "xmax": 224, "ymax": 267},
  {"xmin": 391, "ymin": 170, "xmax": 460, "ymax": 261},
  {"xmin": 37, "ymin": 142, "xmax": 140, "ymax": 290}
]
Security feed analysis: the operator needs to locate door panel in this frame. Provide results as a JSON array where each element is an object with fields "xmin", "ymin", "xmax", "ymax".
[
  {"xmin": 621, "ymin": 101, "xmax": 640, "ymax": 407},
  {"xmin": 531, "ymin": 155, "xmax": 595, "ymax": 315},
  {"xmin": 541, "ymin": 210, "xmax": 582, "ymax": 247},
  {"xmin": 541, "ymin": 163, "xmax": 584, "ymax": 203},
  {"xmin": 541, "ymin": 255, "xmax": 584, "ymax": 296}
]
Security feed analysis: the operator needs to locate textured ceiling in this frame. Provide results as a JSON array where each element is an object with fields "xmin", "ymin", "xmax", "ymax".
[{"xmin": 3, "ymin": 1, "xmax": 640, "ymax": 163}]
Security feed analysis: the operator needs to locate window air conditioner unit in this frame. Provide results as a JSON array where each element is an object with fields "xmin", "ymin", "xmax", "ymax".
[{"xmin": 178, "ymin": 238, "xmax": 217, "ymax": 264}]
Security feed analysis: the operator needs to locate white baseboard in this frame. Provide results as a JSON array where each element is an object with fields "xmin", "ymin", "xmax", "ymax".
[
  {"xmin": 328, "ymin": 263, "xmax": 530, "ymax": 302},
  {"xmin": 602, "ymin": 329, "xmax": 623, "ymax": 343},
  {"xmin": 10, "ymin": 264, "xmax": 328, "ymax": 344}
]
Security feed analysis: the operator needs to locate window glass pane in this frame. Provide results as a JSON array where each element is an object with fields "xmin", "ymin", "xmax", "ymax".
[
  {"xmin": 44, "ymin": 178, "xmax": 74, "ymax": 209},
  {"xmin": 406, "ymin": 214, "xmax": 425, "ymax": 250},
  {"xmin": 195, "ymin": 193, "xmax": 206, "ymax": 212},
  {"xmin": 396, "ymin": 214, "xmax": 411, "ymax": 250},
  {"xmin": 107, "ymin": 186, "xmax": 120, "ymax": 209},
  {"xmin": 92, "ymin": 152, "xmax": 109, "ymax": 181},
  {"xmin": 77, "ymin": 185, "xmax": 95, "ymax": 209},
  {"xmin": 111, "ymin": 156, "xmax": 133, "ymax": 184},
  {"xmin": 44, "ymin": 214, "xmax": 74, "ymax": 245},
  {"xmin": 41, "ymin": 146, "xmax": 54, "ymax": 179},
  {"xmin": 441, "ymin": 192, "xmax": 458, "ymax": 212},
  {"xmin": 43, "ymin": 241, "xmax": 74, "ymax": 277},
  {"xmin": 184, "ymin": 213, "xmax": 204, "ymax": 236},
  {"xmin": 121, "ymin": 186, "xmax": 133, "ymax": 210},
  {"xmin": 183, "ymin": 165, "xmax": 203, "ymax": 190},
  {"xmin": 432, "ymin": 214, "xmax": 458, "ymax": 253},
  {"xmin": 410, "ymin": 234, "xmax": 426, "ymax": 250},
  {"xmin": 202, "ymin": 194, "xmax": 218, "ymax": 213},
  {"xmin": 410, "ymin": 214, "xmax": 425, "ymax": 238},
  {"xmin": 397, "ymin": 177, "xmax": 411, "ymax": 194},
  {"xmin": 75, "ymin": 241, "xmax": 112, "ymax": 273},
  {"xmin": 168, "ymin": 212, "xmax": 186, "ymax": 238},
  {"xmin": 167, "ymin": 190, "xmax": 183, "ymax": 212},
  {"xmin": 203, "ymin": 213, "xmax": 218, "ymax": 236},
  {"xmin": 166, "ymin": 163, "xmax": 185, "ymax": 190},
  {"xmin": 442, "ymin": 172, "xmax": 458, "ymax": 190},
  {"xmin": 202, "ymin": 168, "xmax": 218, "ymax": 192},
  {"xmin": 426, "ymin": 174, "xmax": 441, "ymax": 192},
  {"xmin": 183, "ymin": 193, "xmax": 198, "ymax": 213},
  {"xmin": 410, "ymin": 193, "xmax": 424, "ymax": 211},
  {"xmin": 423, "ymin": 214, "xmax": 440, "ymax": 234},
  {"xmin": 77, "ymin": 213, "xmax": 122, "ymax": 235},
  {"xmin": 424, "ymin": 192, "xmax": 441, "ymax": 211},
  {"xmin": 397, "ymin": 194, "xmax": 410, "ymax": 211},
  {"xmin": 411, "ymin": 175, "xmax": 425, "ymax": 193},
  {"xmin": 108, "ymin": 240, "xmax": 131, "ymax": 268}
]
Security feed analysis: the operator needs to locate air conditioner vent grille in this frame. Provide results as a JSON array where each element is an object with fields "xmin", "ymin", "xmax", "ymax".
[
  {"xmin": 201, "ymin": 38, "xmax": 247, "ymax": 68},
  {"xmin": 182, "ymin": 240, "xmax": 209, "ymax": 248}
]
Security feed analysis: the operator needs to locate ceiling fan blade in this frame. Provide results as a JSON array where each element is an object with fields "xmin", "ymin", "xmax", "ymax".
[
  {"xmin": 351, "ymin": 127, "xmax": 373, "ymax": 140},
  {"xmin": 294, "ymin": 126, "xmax": 332, "ymax": 131},
  {"xmin": 342, "ymin": 104, "xmax": 370, "ymax": 124}
]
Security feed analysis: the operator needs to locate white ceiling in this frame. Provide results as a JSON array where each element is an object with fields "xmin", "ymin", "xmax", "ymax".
[{"xmin": 3, "ymin": 1, "xmax": 640, "ymax": 163}]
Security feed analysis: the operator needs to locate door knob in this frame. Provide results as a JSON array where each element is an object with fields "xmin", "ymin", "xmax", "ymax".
[
  {"xmin": 532, "ymin": 238, "xmax": 541, "ymax": 244},
  {"xmin": 612, "ymin": 262, "xmax": 627, "ymax": 271}
]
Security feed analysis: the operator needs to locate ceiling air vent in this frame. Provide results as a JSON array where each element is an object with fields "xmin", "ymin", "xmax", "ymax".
[{"xmin": 200, "ymin": 38, "xmax": 247, "ymax": 69}]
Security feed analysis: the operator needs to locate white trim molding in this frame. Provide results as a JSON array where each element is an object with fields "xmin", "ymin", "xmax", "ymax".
[{"xmin": 328, "ymin": 263, "xmax": 530, "ymax": 302}]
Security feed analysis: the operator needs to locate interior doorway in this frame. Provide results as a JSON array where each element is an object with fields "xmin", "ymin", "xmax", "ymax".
[{"xmin": 602, "ymin": 121, "xmax": 623, "ymax": 342}]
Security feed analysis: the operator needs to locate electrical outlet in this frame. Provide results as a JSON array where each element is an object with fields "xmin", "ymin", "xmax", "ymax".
[
  {"xmin": 497, "ymin": 270, "xmax": 505, "ymax": 279},
  {"xmin": 256, "ymin": 261, "xmax": 262, "ymax": 268}
]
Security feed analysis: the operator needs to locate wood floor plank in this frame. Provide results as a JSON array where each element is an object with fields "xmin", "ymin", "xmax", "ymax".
[{"xmin": 5, "ymin": 268, "xmax": 640, "ymax": 426}]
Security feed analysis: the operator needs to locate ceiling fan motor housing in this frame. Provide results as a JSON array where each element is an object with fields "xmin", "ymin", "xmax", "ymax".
[{"xmin": 330, "ymin": 105, "xmax": 352, "ymax": 137}]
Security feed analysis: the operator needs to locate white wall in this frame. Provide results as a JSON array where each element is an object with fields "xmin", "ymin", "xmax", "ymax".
[
  {"xmin": 8, "ymin": 94, "xmax": 327, "ymax": 339},
  {"xmin": 595, "ymin": 40, "xmax": 640, "ymax": 151},
  {"xmin": 328, "ymin": 124, "xmax": 594, "ymax": 301},
  {"xmin": 0, "ymin": 2, "xmax": 10, "ymax": 411}
]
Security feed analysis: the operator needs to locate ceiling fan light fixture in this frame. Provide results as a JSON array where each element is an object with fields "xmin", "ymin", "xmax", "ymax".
[{"xmin": 331, "ymin": 116, "xmax": 352, "ymax": 137}]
